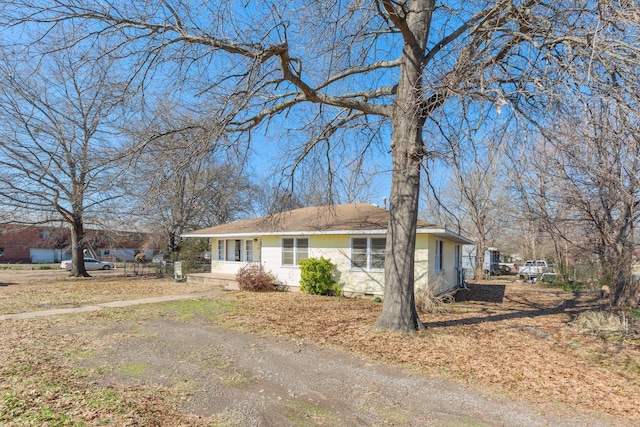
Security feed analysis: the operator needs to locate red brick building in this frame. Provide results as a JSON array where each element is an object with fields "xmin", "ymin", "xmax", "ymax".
[
  {"xmin": 0, "ymin": 224, "xmax": 157, "ymax": 263},
  {"xmin": 0, "ymin": 225, "xmax": 67, "ymax": 263}
]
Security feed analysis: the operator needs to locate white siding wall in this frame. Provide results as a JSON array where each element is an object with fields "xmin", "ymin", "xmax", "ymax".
[
  {"xmin": 210, "ymin": 234, "xmax": 460, "ymax": 296},
  {"xmin": 414, "ymin": 236, "xmax": 430, "ymax": 290},
  {"xmin": 260, "ymin": 235, "xmax": 303, "ymax": 286},
  {"xmin": 309, "ymin": 235, "xmax": 385, "ymax": 295},
  {"xmin": 424, "ymin": 236, "xmax": 460, "ymax": 295},
  {"xmin": 210, "ymin": 260, "xmax": 247, "ymax": 275}
]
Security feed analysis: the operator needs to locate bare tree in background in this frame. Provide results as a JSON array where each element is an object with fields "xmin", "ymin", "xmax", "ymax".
[
  {"xmin": 520, "ymin": 99, "xmax": 640, "ymax": 306},
  {"xmin": 276, "ymin": 160, "xmax": 384, "ymax": 208},
  {"xmin": 425, "ymin": 136, "xmax": 512, "ymax": 278},
  {"xmin": 0, "ymin": 43, "xmax": 129, "ymax": 277},
  {"xmin": 508, "ymin": 3, "xmax": 640, "ymax": 306},
  {"xmin": 126, "ymin": 106, "xmax": 255, "ymax": 258},
  {"xmin": 3, "ymin": 1, "xmax": 640, "ymax": 330}
]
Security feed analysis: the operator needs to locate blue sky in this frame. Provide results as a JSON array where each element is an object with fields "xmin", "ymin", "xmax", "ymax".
[{"xmin": 244, "ymin": 115, "xmax": 395, "ymax": 207}]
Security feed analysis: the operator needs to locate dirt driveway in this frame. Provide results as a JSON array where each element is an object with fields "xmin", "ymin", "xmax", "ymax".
[
  {"xmin": 45, "ymin": 310, "xmax": 613, "ymax": 427},
  {"xmin": 0, "ymin": 271, "xmax": 636, "ymax": 425}
]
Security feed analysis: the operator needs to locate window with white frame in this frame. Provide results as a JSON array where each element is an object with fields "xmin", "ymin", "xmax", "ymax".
[
  {"xmin": 296, "ymin": 238, "xmax": 308, "ymax": 262},
  {"xmin": 370, "ymin": 237, "xmax": 386, "ymax": 269},
  {"xmin": 351, "ymin": 237, "xmax": 386, "ymax": 270},
  {"xmin": 351, "ymin": 238, "xmax": 367, "ymax": 268},
  {"xmin": 217, "ymin": 239, "xmax": 255, "ymax": 262},
  {"xmin": 281, "ymin": 238, "xmax": 309, "ymax": 266},
  {"xmin": 234, "ymin": 240, "xmax": 241, "ymax": 261},
  {"xmin": 217, "ymin": 240, "xmax": 224, "ymax": 260},
  {"xmin": 245, "ymin": 240, "xmax": 254, "ymax": 262},
  {"xmin": 435, "ymin": 239, "xmax": 444, "ymax": 272}
]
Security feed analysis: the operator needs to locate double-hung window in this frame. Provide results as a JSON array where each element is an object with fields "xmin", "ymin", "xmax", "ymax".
[
  {"xmin": 245, "ymin": 240, "xmax": 254, "ymax": 262},
  {"xmin": 351, "ymin": 238, "xmax": 368, "ymax": 268},
  {"xmin": 351, "ymin": 237, "xmax": 386, "ymax": 270},
  {"xmin": 281, "ymin": 238, "xmax": 309, "ymax": 266}
]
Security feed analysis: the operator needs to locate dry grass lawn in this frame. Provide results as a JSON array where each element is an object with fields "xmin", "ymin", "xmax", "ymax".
[
  {"xmin": 1, "ymin": 270, "xmax": 638, "ymax": 424},
  {"xmin": 219, "ymin": 281, "xmax": 640, "ymax": 422}
]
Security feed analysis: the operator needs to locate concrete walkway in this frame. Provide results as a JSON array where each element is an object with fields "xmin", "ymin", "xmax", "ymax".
[{"xmin": 0, "ymin": 290, "xmax": 225, "ymax": 321}]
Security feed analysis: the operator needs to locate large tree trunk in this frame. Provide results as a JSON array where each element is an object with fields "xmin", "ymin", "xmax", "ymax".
[
  {"xmin": 374, "ymin": 1, "xmax": 432, "ymax": 333},
  {"xmin": 70, "ymin": 219, "xmax": 90, "ymax": 277},
  {"xmin": 608, "ymin": 243, "xmax": 635, "ymax": 307},
  {"xmin": 168, "ymin": 229, "xmax": 179, "ymax": 257},
  {"xmin": 374, "ymin": 138, "xmax": 423, "ymax": 331}
]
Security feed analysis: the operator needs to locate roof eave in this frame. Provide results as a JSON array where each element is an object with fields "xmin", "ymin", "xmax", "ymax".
[
  {"xmin": 183, "ymin": 228, "xmax": 474, "ymax": 244},
  {"xmin": 417, "ymin": 228, "xmax": 475, "ymax": 245},
  {"xmin": 182, "ymin": 229, "xmax": 388, "ymax": 238}
]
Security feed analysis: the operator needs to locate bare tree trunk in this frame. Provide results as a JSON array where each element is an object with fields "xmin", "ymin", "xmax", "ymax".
[
  {"xmin": 606, "ymin": 239, "xmax": 635, "ymax": 307},
  {"xmin": 374, "ymin": 121, "xmax": 424, "ymax": 332},
  {"xmin": 374, "ymin": 0, "xmax": 432, "ymax": 332},
  {"xmin": 475, "ymin": 239, "xmax": 488, "ymax": 279},
  {"xmin": 70, "ymin": 219, "xmax": 90, "ymax": 277},
  {"xmin": 168, "ymin": 230, "xmax": 179, "ymax": 258}
]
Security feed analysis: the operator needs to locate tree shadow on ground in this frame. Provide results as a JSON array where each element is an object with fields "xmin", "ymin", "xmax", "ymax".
[
  {"xmin": 455, "ymin": 283, "xmax": 506, "ymax": 303},
  {"xmin": 423, "ymin": 282, "xmax": 606, "ymax": 329}
]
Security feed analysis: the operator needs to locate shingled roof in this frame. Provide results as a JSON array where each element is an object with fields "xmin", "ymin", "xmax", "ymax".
[{"xmin": 183, "ymin": 203, "xmax": 456, "ymax": 238}]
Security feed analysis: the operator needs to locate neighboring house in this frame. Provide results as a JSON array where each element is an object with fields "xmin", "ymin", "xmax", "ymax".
[
  {"xmin": 462, "ymin": 245, "xmax": 522, "ymax": 277},
  {"xmin": 461, "ymin": 244, "xmax": 477, "ymax": 280},
  {"xmin": 0, "ymin": 224, "xmax": 158, "ymax": 263},
  {"xmin": 461, "ymin": 245, "xmax": 502, "ymax": 276},
  {"xmin": 183, "ymin": 204, "xmax": 474, "ymax": 296},
  {"xmin": 89, "ymin": 230, "xmax": 157, "ymax": 262},
  {"xmin": 0, "ymin": 224, "xmax": 68, "ymax": 263},
  {"xmin": 482, "ymin": 247, "xmax": 501, "ymax": 275}
]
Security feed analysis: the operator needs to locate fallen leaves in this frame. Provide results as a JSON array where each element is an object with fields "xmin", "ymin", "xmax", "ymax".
[
  {"xmin": 216, "ymin": 281, "xmax": 640, "ymax": 421},
  {"xmin": 1, "ymin": 274, "xmax": 638, "ymax": 423}
]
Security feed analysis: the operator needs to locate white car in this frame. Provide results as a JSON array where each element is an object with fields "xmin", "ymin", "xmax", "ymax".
[{"xmin": 59, "ymin": 258, "xmax": 116, "ymax": 271}]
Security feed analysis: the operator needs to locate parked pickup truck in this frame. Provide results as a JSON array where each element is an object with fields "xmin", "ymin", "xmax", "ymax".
[{"xmin": 518, "ymin": 260, "xmax": 553, "ymax": 278}]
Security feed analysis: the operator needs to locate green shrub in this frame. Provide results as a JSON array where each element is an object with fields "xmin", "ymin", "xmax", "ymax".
[
  {"xmin": 299, "ymin": 257, "xmax": 339, "ymax": 296},
  {"xmin": 235, "ymin": 264, "xmax": 278, "ymax": 292},
  {"xmin": 542, "ymin": 281, "xmax": 583, "ymax": 293},
  {"xmin": 561, "ymin": 281, "xmax": 583, "ymax": 293}
]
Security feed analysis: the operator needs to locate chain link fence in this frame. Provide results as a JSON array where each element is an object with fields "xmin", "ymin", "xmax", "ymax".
[{"xmin": 120, "ymin": 261, "xmax": 210, "ymax": 279}]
